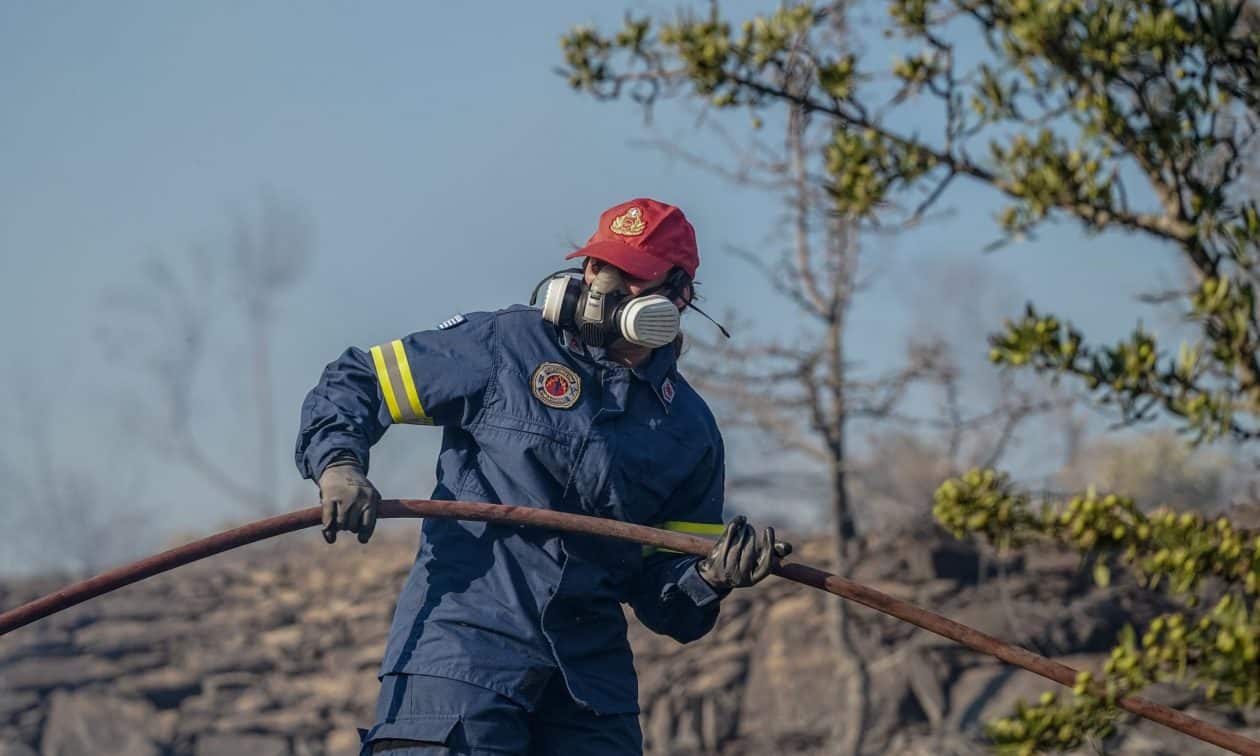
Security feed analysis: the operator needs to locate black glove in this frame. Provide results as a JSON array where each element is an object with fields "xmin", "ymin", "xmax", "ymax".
[
  {"xmin": 317, "ymin": 457, "xmax": 380, "ymax": 544},
  {"xmin": 696, "ymin": 516, "xmax": 792, "ymax": 591}
]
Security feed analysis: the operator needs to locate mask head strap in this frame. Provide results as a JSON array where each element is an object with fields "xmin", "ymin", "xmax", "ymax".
[{"xmin": 529, "ymin": 267, "xmax": 584, "ymax": 307}]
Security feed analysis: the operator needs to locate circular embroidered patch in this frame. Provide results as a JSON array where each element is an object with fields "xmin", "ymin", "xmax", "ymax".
[{"xmin": 531, "ymin": 362, "xmax": 581, "ymax": 409}]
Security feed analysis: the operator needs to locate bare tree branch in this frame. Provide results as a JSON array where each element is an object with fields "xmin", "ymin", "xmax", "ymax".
[{"xmin": 98, "ymin": 193, "xmax": 313, "ymax": 517}]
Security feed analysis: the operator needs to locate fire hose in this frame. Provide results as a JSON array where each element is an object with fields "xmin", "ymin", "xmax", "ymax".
[{"xmin": 1, "ymin": 499, "xmax": 1256, "ymax": 755}]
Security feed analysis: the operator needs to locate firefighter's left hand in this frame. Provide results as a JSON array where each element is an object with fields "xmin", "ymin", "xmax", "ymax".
[
  {"xmin": 317, "ymin": 459, "xmax": 380, "ymax": 544},
  {"xmin": 696, "ymin": 516, "xmax": 792, "ymax": 591}
]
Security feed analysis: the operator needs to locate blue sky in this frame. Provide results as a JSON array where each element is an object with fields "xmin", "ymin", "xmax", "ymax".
[{"xmin": 0, "ymin": 2, "xmax": 1186, "ymax": 572}]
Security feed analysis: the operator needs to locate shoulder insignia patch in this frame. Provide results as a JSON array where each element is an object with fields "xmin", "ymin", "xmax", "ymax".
[
  {"xmin": 436, "ymin": 314, "xmax": 467, "ymax": 330},
  {"xmin": 531, "ymin": 362, "xmax": 581, "ymax": 409}
]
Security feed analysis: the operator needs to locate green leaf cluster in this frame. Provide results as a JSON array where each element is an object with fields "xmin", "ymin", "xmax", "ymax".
[
  {"xmin": 935, "ymin": 469, "xmax": 1260, "ymax": 595},
  {"xmin": 560, "ymin": 4, "xmax": 823, "ymax": 109},
  {"xmin": 990, "ymin": 130, "xmax": 1115, "ymax": 233},
  {"xmin": 935, "ymin": 468, "xmax": 1260, "ymax": 749},
  {"xmin": 984, "ymin": 600, "xmax": 1260, "ymax": 753},
  {"xmin": 826, "ymin": 127, "xmax": 938, "ymax": 215},
  {"xmin": 986, "ymin": 688, "xmax": 1118, "ymax": 755},
  {"xmin": 988, "ymin": 304, "xmax": 1252, "ymax": 442}
]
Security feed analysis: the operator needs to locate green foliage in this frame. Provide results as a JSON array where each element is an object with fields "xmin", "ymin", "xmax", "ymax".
[
  {"xmin": 989, "ymin": 130, "xmax": 1116, "ymax": 234},
  {"xmin": 826, "ymin": 128, "xmax": 937, "ymax": 215},
  {"xmin": 935, "ymin": 469, "xmax": 1260, "ymax": 595},
  {"xmin": 987, "ymin": 688, "xmax": 1118, "ymax": 755},
  {"xmin": 933, "ymin": 469, "xmax": 1038, "ymax": 549},
  {"xmin": 561, "ymin": 4, "xmax": 823, "ymax": 109},
  {"xmin": 935, "ymin": 468, "xmax": 1260, "ymax": 748},
  {"xmin": 988, "ymin": 303, "xmax": 1254, "ymax": 442},
  {"xmin": 818, "ymin": 53, "xmax": 857, "ymax": 99},
  {"xmin": 982, "ymin": 599, "xmax": 1260, "ymax": 752}
]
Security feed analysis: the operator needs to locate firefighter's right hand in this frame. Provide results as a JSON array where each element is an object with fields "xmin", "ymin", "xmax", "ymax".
[{"xmin": 317, "ymin": 459, "xmax": 380, "ymax": 544}]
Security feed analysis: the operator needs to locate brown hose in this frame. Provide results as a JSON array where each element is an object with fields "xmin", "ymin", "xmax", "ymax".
[{"xmin": 1, "ymin": 498, "xmax": 1256, "ymax": 754}]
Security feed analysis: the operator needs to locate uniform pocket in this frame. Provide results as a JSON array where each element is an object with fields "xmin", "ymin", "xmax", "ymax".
[
  {"xmin": 359, "ymin": 714, "xmax": 460, "ymax": 752},
  {"xmin": 362, "ymin": 674, "xmax": 528, "ymax": 754}
]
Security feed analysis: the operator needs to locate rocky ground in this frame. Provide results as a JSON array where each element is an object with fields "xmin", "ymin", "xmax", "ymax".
[{"xmin": 2, "ymin": 525, "xmax": 1257, "ymax": 755}]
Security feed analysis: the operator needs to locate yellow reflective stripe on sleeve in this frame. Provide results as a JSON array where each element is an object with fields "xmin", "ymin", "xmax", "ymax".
[
  {"xmin": 370, "ymin": 345, "xmax": 405, "ymax": 423},
  {"xmin": 391, "ymin": 339, "xmax": 430, "ymax": 424},
  {"xmin": 370, "ymin": 340, "xmax": 432, "ymax": 425},
  {"xmin": 660, "ymin": 521, "xmax": 725, "ymax": 536}
]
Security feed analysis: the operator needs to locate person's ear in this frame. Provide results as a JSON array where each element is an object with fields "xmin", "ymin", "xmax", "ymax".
[
  {"xmin": 664, "ymin": 269, "xmax": 693, "ymax": 306},
  {"xmin": 672, "ymin": 275, "xmax": 694, "ymax": 308},
  {"xmin": 671, "ymin": 286, "xmax": 691, "ymax": 310}
]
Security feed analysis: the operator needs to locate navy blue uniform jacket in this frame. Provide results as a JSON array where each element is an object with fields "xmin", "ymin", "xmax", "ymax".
[{"xmin": 294, "ymin": 306, "xmax": 727, "ymax": 715}]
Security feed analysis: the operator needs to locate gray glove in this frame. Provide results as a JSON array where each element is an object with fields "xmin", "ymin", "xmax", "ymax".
[
  {"xmin": 696, "ymin": 516, "xmax": 792, "ymax": 591},
  {"xmin": 317, "ymin": 457, "xmax": 380, "ymax": 544}
]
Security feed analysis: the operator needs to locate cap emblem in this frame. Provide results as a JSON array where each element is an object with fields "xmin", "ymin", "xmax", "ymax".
[
  {"xmin": 531, "ymin": 362, "xmax": 581, "ymax": 409},
  {"xmin": 610, "ymin": 207, "xmax": 646, "ymax": 236}
]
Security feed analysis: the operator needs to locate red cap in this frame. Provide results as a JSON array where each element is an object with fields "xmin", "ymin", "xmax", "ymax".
[{"xmin": 566, "ymin": 198, "xmax": 699, "ymax": 280}]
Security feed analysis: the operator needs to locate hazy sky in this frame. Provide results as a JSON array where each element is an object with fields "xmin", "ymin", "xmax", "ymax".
[{"xmin": 0, "ymin": 2, "xmax": 1186, "ymax": 572}]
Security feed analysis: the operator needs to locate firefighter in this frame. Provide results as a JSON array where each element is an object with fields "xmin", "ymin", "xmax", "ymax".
[{"xmin": 294, "ymin": 198, "xmax": 790, "ymax": 755}]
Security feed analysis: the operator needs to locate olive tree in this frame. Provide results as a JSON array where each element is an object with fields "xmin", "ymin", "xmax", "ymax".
[{"xmin": 560, "ymin": 0, "xmax": 1259, "ymax": 750}]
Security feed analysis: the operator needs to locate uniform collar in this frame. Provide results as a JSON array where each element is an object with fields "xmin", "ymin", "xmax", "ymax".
[
  {"xmin": 558, "ymin": 328, "xmax": 587, "ymax": 359},
  {"xmin": 633, "ymin": 343, "xmax": 679, "ymax": 413},
  {"xmin": 632, "ymin": 343, "xmax": 676, "ymax": 385},
  {"xmin": 557, "ymin": 328, "xmax": 678, "ymax": 413}
]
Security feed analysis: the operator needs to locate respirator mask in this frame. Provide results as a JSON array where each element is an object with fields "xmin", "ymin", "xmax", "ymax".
[{"xmin": 530, "ymin": 265, "xmax": 683, "ymax": 349}]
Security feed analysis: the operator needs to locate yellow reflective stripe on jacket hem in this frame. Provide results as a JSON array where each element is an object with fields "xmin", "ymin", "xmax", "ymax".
[
  {"xmin": 660, "ymin": 521, "xmax": 724, "ymax": 536},
  {"xmin": 643, "ymin": 521, "xmax": 724, "ymax": 556},
  {"xmin": 370, "ymin": 340, "xmax": 432, "ymax": 425}
]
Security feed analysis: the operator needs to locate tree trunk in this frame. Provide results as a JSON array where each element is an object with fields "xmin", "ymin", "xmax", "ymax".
[
  {"xmin": 251, "ymin": 308, "xmax": 276, "ymax": 515},
  {"xmin": 828, "ymin": 441, "xmax": 870, "ymax": 755}
]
